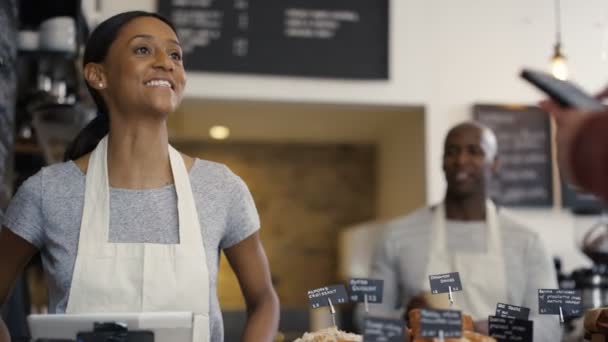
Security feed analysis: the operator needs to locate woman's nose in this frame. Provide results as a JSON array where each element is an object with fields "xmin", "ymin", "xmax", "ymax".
[{"xmin": 154, "ymin": 52, "xmax": 174, "ymax": 71}]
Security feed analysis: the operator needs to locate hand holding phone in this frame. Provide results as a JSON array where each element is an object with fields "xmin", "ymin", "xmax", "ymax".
[{"xmin": 520, "ymin": 69, "xmax": 605, "ymax": 111}]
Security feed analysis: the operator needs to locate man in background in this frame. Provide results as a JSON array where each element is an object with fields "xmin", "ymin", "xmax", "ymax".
[{"xmin": 366, "ymin": 121, "xmax": 560, "ymax": 342}]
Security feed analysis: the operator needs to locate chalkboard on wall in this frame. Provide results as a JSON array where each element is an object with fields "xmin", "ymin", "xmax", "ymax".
[
  {"xmin": 473, "ymin": 104, "xmax": 553, "ymax": 207},
  {"xmin": 157, "ymin": 0, "xmax": 389, "ymax": 79}
]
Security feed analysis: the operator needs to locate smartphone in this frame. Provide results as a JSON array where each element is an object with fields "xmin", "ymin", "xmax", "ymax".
[{"xmin": 520, "ymin": 68, "xmax": 605, "ymax": 111}]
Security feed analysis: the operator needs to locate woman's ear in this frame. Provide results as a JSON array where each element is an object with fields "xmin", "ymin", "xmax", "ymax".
[{"xmin": 83, "ymin": 63, "xmax": 107, "ymax": 90}]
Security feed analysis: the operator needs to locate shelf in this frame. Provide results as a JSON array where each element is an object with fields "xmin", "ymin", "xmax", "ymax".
[
  {"xmin": 15, "ymin": 141, "xmax": 42, "ymax": 154},
  {"xmin": 18, "ymin": 49, "xmax": 77, "ymax": 60}
]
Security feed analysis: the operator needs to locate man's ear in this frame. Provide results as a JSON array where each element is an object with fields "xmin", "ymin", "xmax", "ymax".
[
  {"xmin": 83, "ymin": 63, "xmax": 107, "ymax": 90},
  {"xmin": 491, "ymin": 157, "xmax": 500, "ymax": 174}
]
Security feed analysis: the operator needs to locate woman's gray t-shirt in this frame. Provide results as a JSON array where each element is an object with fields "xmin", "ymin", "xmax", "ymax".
[{"xmin": 2, "ymin": 159, "xmax": 260, "ymax": 341}]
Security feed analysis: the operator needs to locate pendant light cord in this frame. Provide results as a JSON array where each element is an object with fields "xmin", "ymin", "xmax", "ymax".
[{"xmin": 555, "ymin": 0, "xmax": 562, "ymax": 45}]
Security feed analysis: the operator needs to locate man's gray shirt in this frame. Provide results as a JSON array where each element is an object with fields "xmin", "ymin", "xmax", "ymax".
[{"xmin": 368, "ymin": 205, "xmax": 561, "ymax": 342}]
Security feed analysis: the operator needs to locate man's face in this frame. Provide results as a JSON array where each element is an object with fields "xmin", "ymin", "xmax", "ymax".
[{"xmin": 442, "ymin": 125, "xmax": 497, "ymax": 198}]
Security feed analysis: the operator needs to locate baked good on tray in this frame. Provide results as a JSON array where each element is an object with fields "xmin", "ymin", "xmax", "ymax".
[
  {"xmin": 293, "ymin": 326, "xmax": 362, "ymax": 342},
  {"xmin": 407, "ymin": 309, "xmax": 496, "ymax": 342}
]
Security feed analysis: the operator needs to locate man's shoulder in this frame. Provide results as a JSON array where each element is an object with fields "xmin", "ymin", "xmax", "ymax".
[
  {"xmin": 382, "ymin": 206, "xmax": 434, "ymax": 239},
  {"xmin": 497, "ymin": 210, "xmax": 543, "ymax": 244}
]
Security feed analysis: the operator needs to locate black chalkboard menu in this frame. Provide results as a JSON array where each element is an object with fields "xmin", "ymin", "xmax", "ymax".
[
  {"xmin": 473, "ymin": 104, "xmax": 553, "ymax": 207},
  {"xmin": 157, "ymin": 0, "xmax": 388, "ymax": 79}
]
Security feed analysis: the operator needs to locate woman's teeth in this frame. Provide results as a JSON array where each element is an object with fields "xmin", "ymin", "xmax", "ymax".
[{"xmin": 145, "ymin": 80, "xmax": 171, "ymax": 88}]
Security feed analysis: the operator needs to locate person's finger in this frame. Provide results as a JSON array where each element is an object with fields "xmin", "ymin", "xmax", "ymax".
[
  {"xmin": 538, "ymin": 99, "xmax": 562, "ymax": 114},
  {"xmin": 595, "ymin": 86, "xmax": 608, "ymax": 100},
  {"xmin": 537, "ymin": 100, "xmax": 587, "ymax": 127},
  {"xmin": 538, "ymin": 98, "xmax": 555, "ymax": 107},
  {"xmin": 552, "ymin": 110, "xmax": 579, "ymax": 127}
]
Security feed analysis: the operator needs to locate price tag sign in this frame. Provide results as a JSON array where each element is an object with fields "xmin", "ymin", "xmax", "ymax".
[
  {"xmin": 495, "ymin": 303, "xmax": 530, "ymax": 320},
  {"xmin": 488, "ymin": 315, "xmax": 533, "ymax": 342},
  {"xmin": 538, "ymin": 289, "xmax": 583, "ymax": 317},
  {"xmin": 428, "ymin": 272, "xmax": 462, "ymax": 294},
  {"xmin": 348, "ymin": 278, "xmax": 383, "ymax": 303},
  {"xmin": 362, "ymin": 317, "xmax": 404, "ymax": 342},
  {"xmin": 307, "ymin": 284, "xmax": 349, "ymax": 309},
  {"xmin": 419, "ymin": 309, "xmax": 462, "ymax": 338}
]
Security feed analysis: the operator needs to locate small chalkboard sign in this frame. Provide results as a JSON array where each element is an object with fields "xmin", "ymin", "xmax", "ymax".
[
  {"xmin": 488, "ymin": 316, "xmax": 533, "ymax": 342},
  {"xmin": 474, "ymin": 104, "xmax": 553, "ymax": 207},
  {"xmin": 538, "ymin": 289, "xmax": 583, "ymax": 317},
  {"xmin": 429, "ymin": 272, "xmax": 462, "ymax": 295},
  {"xmin": 419, "ymin": 309, "xmax": 462, "ymax": 339},
  {"xmin": 495, "ymin": 303, "xmax": 530, "ymax": 320},
  {"xmin": 307, "ymin": 284, "xmax": 349, "ymax": 309},
  {"xmin": 348, "ymin": 278, "xmax": 383, "ymax": 303},
  {"xmin": 362, "ymin": 317, "xmax": 404, "ymax": 342}
]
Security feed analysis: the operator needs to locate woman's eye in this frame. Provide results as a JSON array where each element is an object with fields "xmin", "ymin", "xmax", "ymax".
[
  {"xmin": 135, "ymin": 46, "xmax": 150, "ymax": 55},
  {"xmin": 170, "ymin": 52, "xmax": 182, "ymax": 61}
]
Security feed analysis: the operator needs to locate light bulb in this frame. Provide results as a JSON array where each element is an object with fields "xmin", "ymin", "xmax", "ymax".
[
  {"xmin": 209, "ymin": 125, "xmax": 230, "ymax": 140},
  {"xmin": 551, "ymin": 55, "xmax": 568, "ymax": 80},
  {"xmin": 550, "ymin": 43, "xmax": 568, "ymax": 80}
]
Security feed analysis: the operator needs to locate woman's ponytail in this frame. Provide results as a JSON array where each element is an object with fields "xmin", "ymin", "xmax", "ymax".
[{"xmin": 63, "ymin": 112, "xmax": 109, "ymax": 161}]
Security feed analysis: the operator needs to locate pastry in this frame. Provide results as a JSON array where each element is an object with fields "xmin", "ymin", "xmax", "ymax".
[
  {"xmin": 293, "ymin": 326, "xmax": 362, "ymax": 342},
  {"xmin": 408, "ymin": 309, "xmax": 496, "ymax": 342},
  {"xmin": 408, "ymin": 308, "xmax": 473, "ymax": 337}
]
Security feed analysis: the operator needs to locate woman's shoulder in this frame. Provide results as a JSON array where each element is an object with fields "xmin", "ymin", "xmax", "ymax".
[
  {"xmin": 4, "ymin": 160, "xmax": 83, "ymax": 240},
  {"xmin": 189, "ymin": 158, "xmax": 247, "ymax": 191},
  {"xmin": 18, "ymin": 160, "xmax": 83, "ymax": 192}
]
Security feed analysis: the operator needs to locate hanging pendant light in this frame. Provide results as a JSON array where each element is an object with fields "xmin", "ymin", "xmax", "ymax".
[{"xmin": 550, "ymin": 0, "xmax": 568, "ymax": 80}]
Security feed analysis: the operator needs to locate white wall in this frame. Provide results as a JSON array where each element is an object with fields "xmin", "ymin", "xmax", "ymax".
[
  {"xmin": 90, "ymin": 0, "xmax": 608, "ymax": 269},
  {"xmin": 377, "ymin": 110, "xmax": 426, "ymax": 219}
]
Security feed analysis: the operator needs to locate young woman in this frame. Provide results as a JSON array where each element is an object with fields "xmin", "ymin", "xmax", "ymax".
[{"xmin": 0, "ymin": 11, "xmax": 279, "ymax": 342}]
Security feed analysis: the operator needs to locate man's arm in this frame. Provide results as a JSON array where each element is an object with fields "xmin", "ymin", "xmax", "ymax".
[
  {"xmin": 522, "ymin": 233, "xmax": 562, "ymax": 342},
  {"xmin": 354, "ymin": 232, "xmax": 404, "ymax": 329}
]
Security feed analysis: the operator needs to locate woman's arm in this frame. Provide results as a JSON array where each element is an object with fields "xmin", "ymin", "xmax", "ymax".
[
  {"xmin": 0, "ymin": 228, "xmax": 38, "ymax": 342},
  {"xmin": 224, "ymin": 232, "xmax": 279, "ymax": 342}
]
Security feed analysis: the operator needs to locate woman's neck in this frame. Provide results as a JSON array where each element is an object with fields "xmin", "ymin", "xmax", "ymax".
[{"xmin": 106, "ymin": 116, "xmax": 172, "ymax": 189}]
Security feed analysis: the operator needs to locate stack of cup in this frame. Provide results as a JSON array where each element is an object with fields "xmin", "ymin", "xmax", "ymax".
[
  {"xmin": 18, "ymin": 30, "xmax": 39, "ymax": 51},
  {"xmin": 39, "ymin": 16, "xmax": 76, "ymax": 53}
]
